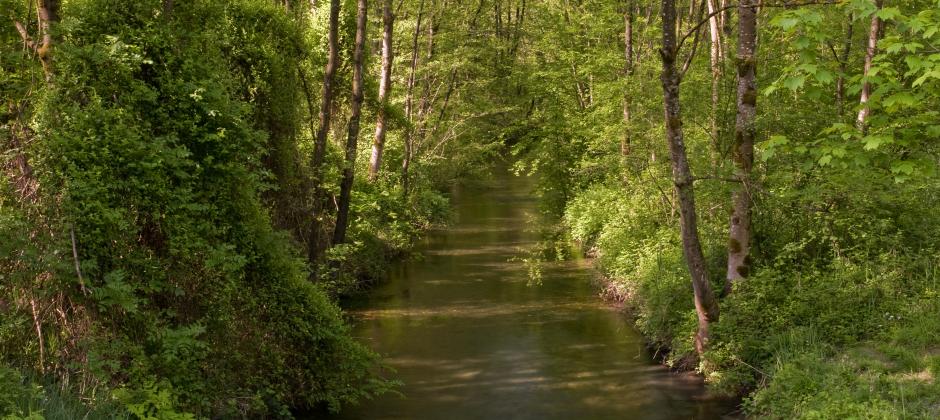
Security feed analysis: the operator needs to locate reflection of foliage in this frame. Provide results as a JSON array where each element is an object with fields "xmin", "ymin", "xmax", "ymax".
[{"xmin": 515, "ymin": 0, "xmax": 940, "ymax": 417}]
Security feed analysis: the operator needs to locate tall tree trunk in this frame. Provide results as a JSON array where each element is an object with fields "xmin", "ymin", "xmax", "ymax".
[
  {"xmin": 706, "ymin": 0, "xmax": 722, "ymax": 166},
  {"xmin": 622, "ymin": 0, "xmax": 634, "ymax": 158},
  {"xmin": 724, "ymin": 0, "xmax": 757, "ymax": 295},
  {"xmin": 835, "ymin": 19, "xmax": 853, "ymax": 117},
  {"xmin": 659, "ymin": 0, "xmax": 719, "ymax": 357},
  {"xmin": 369, "ymin": 0, "xmax": 395, "ymax": 181},
  {"xmin": 509, "ymin": 0, "xmax": 526, "ymax": 56},
  {"xmin": 313, "ymin": 0, "xmax": 340, "ymax": 172},
  {"xmin": 856, "ymin": 0, "xmax": 882, "ymax": 130},
  {"xmin": 333, "ymin": 0, "xmax": 368, "ymax": 245},
  {"xmin": 308, "ymin": 0, "xmax": 341, "ymax": 261},
  {"xmin": 720, "ymin": 0, "xmax": 732, "ymax": 35},
  {"xmin": 409, "ymin": 4, "xmax": 438, "ymax": 186},
  {"xmin": 37, "ymin": 0, "xmax": 59, "ymax": 81},
  {"xmin": 8, "ymin": 1, "xmax": 58, "ymax": 199},
  {"xmin": 402, "ymin": 0, "xmax": 426, "ymax": 198}
]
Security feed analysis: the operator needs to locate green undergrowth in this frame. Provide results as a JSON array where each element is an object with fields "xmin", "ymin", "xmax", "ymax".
[
  {"xmin": 0, "ymin": 0, "xmax": 453, "ymax": 417},
  {"xmin": 563, "ymin": 176, "xmax": 940, "ymax": 418},
  {"xmin": 318, "ymin": 181, "xmax": 452, "ymax": 297}
]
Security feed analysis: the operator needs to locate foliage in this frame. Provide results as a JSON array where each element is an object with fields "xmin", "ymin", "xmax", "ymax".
[
  {"xmin": 3, "ymin": 0, "xmax": 940, "ymax": 417},
  {"xmin": 510, "ymin": 0, "xmax": 940, "ymax": 417}
]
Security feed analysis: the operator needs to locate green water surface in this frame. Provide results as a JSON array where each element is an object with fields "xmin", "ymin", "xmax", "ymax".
[{"xmin": 334, "ymin": 168, "xmax": 736, "ymax": 419}]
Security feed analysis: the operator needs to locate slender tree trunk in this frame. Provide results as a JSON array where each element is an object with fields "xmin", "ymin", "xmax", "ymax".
[
  {"xmin": 659, "ymin": 0, "xmax": 719, "ymax": 356},
  {"xmin": 724, "ymin": 0, "xmax": 757, "ymax": 295},
  {"xmin": 509, "ymin": 0, "xmax": 526, "ymax": 56},
  {"xmin": 314, "ymin": 0, "xmax": 340, "ymax": 172},
  {"xmin": 720, "ymin": 0, "xmax": 732, "ymax": 35},
  {"xmin": 37, "ymin": 0, "xmax": 59, "ymax": 81},
  {"xmin": 588, "ymin": 74, "xmax": 595, "ymax": 106},
  {"xmin": 622, "ymin": 0, "xmax": 634, "ymax": 157},
  {"xmin": 408, "ymin": 4, "xmax": 438, "ymax": 190},
  {"xmin": 495, "ymin": 1, "xmax": 502, "ymax": 38},
  {"xmin": 402, "ymin": 0, "xmax": 425, "ymax": 198},
  {"xmin": 835, "ymin": 19, "xmax": 853, "ymax": 116},
  {"xmin": 8, "ymin": 1, "xmax": 58, "ymax": 199},
  {"xmin": 308, "ymin": 0, "xmax": 341, "ymax": 261},
  {"xmin": 436, "ymin": 68, "xmax": 458, "ymax": 126},
  {"xmin": 333, "ymin": 0, "xmax": 368, "ymax": 245},
  {"xmin": 856, "ymin": 0, "xmax": 882, "ymax": 130},
  {"xmin": 369, "ymin": 0, "xmax": 395, "ymax": 181},
  {"xmin": 706, "ymin": 0, "xmax": 722, "ymax": 166}
]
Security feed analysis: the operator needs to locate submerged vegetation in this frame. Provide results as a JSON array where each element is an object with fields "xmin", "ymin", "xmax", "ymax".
[{"xmin": 1, "ymin": 0, "xmax": 938, "ymax": 418}]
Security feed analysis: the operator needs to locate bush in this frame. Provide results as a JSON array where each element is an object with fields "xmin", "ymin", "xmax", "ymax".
[{"xmin": 0, "ymin": 0, "xmax": 391, "ymax": 416}]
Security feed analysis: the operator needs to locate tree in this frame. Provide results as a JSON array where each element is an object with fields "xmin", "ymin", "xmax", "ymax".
[
  {"xmin": 706, "ymin": 0, "xmax": 722, "ymax": 165},
  {"xmin": 402, "ymin": 0, "xmax": 425, "ymax": 197},
  {"xmin": 333, "ymin": 0, "xmax": 368, "ymax": 245},
  {"xmin": 856, "ymin": 0, "xmax": 883, "ymax": 129},
  {"xmin": 309, "ymin": 0, "xmax": 341, "ymax": 260},
  {"xmin": 37, "ymin": 0, "xmax": 59, "ymax": 80},
  {"xmin": 622, "ymin": 0, "xmax": 634, "ymax": 158},
  {"xmin": 658, "ymin": 0, "xmax": 719, "ymax": 356},
  {"xmin": 368, "ymin": 0, "xmax": 395, "ymax": 181},
  {"xmin": 724, "ymin": 0, "xmax": 757, "ymax": 294}
]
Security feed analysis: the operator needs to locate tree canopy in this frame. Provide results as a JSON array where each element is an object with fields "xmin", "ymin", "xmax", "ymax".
[{"xmin": 2, "ymin": 0, "xmax": 940, "ymax": 418}]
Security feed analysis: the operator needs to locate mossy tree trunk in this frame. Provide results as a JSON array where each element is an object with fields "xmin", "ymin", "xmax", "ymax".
[
  {"xmin": 37, "ymin": 0, "xmax": 59, "ymax": 81},
  {"xmin": 724, "ymin": 0, "xmax": 757, "ymax": 295},
  {"xmin": 659, "ymin": 0, "xmax": 719, "ymax": 357}
]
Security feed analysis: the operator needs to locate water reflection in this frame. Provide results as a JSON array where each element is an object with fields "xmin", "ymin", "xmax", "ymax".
[{"xmin": 331, "ymin": 167, "xmax": 737, "ymax": 419}]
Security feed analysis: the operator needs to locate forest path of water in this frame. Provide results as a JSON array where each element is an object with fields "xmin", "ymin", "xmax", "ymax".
[{"xmin": 331, "ymin": 167, "xmax": 736, "ymax": 419}]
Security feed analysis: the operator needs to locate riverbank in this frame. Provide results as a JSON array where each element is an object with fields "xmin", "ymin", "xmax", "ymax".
[
  {"xmin": 562, "ymin": 182, "xmax": 940, "ymax": 419},
  {"xmin": 328, "ymin": 167, "xmax": 738, "ymax": 419}
]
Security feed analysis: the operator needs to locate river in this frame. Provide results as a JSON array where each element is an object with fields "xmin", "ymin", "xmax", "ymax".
[{"xmin": 333, "ymin": 167, "xmax": 737, "ymax": 419}]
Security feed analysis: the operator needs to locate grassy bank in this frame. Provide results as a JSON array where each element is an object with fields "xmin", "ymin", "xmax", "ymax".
[{"xmin": 562, "ymin": 180, "xmax": 940, "ymax": 418}]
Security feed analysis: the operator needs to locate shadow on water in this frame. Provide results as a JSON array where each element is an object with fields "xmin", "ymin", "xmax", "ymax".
[{"xmin": 323, "ymin": 166, "xmax": 740, "ymax": 419}]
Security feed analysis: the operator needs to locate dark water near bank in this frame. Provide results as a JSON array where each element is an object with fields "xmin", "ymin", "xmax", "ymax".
[{"xmin": 333, "ymin": 168, "xmax": 737, "ymax": 419}]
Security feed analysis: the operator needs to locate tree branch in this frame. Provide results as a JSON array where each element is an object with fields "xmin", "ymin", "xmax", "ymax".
[
  {"xmin": 678, "ymin": 0, "xmax": 837, "ymax": 53},
  {"xmin": 13, "ymin": 21, "xmax": 37, "ymax": 51},
  {"xmin": 693, "ymin": 175, "xmax": 742, "ymax": 183},
  {"xmin": 70, "ymin": 226, "xmax": 88, "ymax": 294}
]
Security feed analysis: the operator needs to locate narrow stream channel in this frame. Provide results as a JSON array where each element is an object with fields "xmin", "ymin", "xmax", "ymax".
[{"xmin": 333, "ymin": 167, "xmax": 737, "ymax": 419}]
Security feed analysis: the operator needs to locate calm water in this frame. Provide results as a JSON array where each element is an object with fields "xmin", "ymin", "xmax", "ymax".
[{"xmin": 333, "ymin": 168, "xmax": 737, "ymax": 419}]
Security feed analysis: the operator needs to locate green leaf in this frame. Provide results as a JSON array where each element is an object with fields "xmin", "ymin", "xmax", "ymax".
[
  {"xmin": 883, "ymin": 92, "xmax": 918, "ymax": 108},
  {"xmin": 862, "ymin": 134, "xmax": 893, "ymax": 150},
  {"xmin": 876, "ymin": 7, "xmax": 903, "ymax": 20},
  {"xmin": 784, "ymin": 75, "xmax": 806, "ymax": 92},
  {"xmin": 814, "ymin": 69, "xmax": 835, "ymax": 84},
  {"xmin": 760, "ymin": 135, "xmax": 789, "ymax": 161},
  {"xmin": 772, "ymin": 15, "xmax": 800, "ymax": 31},
  {"xmin": 95, "ymin": 270, "xmax": 140, "ymax": 313}
]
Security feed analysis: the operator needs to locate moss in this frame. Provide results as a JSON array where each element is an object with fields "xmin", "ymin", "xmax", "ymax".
[
  {"xmin": 736, "ymin": 56, "xmax": 755, "ymax": 77},
  {"xmin": 668, "ymin": 116, "xmax": 682, "ymax": 130},
  {"xmin": 742, "ymin": 88, "xmax": 757, "ymax": 107}
]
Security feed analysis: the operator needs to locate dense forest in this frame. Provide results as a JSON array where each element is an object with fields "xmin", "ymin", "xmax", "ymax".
[{"xmin": 1, "ymin": 0, "xmax": 939, "ymax": 418}]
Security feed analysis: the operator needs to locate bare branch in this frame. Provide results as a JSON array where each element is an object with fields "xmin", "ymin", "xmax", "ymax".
[{"xmin": 13, "ymin": 20, "xmax": 37, "ymax": 51}]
